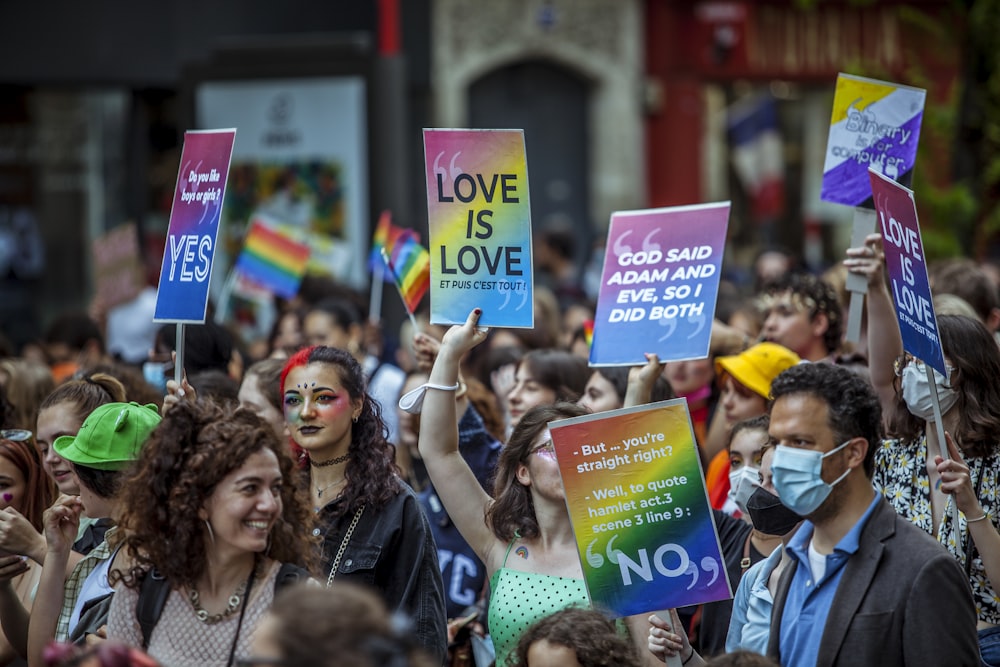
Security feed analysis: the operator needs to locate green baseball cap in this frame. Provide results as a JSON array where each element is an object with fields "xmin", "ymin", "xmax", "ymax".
[{"xmin": 54, "ymin": 402, "xmax": 161, "ymax": 471}]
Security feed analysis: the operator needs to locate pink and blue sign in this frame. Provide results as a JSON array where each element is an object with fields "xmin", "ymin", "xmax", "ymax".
[
  {"xmin": 549, "ymin": 399, "xmax": 731, "ymax": 617},
  {"xmin": 423, "ymin": 129, "xmax": 533, "ymax": 328},
  {"xmin": 869, "ymin": 169, "xmax": 945, "ymax": 375},
  {"xmin": 154, "ymin": 129, "xmax": 237, "ymax": 323},
  {"xmin": 590, "ymin": 203, "xmax": 730, "ymax": 366}
]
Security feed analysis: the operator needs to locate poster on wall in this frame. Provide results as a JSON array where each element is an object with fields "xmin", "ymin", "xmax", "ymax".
[{"xmin": 196, "ymin": 78, "xmax": 368, "ymax": 300}]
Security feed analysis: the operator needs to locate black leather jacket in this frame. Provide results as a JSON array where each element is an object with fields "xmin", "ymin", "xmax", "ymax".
[{"xmin": 315, "ymin": 480, "xmax": 447, "ymax": 664}]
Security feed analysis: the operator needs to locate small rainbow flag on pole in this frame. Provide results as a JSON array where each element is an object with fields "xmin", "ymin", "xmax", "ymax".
[
  {"xmin": 235, "ymin": 218, "xmax": 311, "ymax": 298},
  {"xmin": 381, "ymin": 231, "xmax": 430, "ymax": 315}
]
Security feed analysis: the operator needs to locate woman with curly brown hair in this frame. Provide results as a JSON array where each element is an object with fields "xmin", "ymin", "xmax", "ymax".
[
  {"xmin": 514, "ymin": 606, "xmax": 643, "ymax": 667},
  {"xmin": 106, "ymin": 400, "xmax": 317, "ymax": 667},
  {"xmin": 279, "ymin": 345, "xmax": 447, "ymax": 664},
  {"xmin": 418, "ymin": 310, "xmax": 664, "ymax": 667}
]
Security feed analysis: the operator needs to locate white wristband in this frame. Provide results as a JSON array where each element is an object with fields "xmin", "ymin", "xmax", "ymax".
[{"xmin": 397, "ymin": 381, "xmax": 460, "ymax": 414}]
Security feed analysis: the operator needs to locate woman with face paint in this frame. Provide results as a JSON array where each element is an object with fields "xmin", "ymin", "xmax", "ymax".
[
  {"xmin": 280, "ymin": 346, "xmax": 447, "ymax": 664},
  {"xmin": 848, "ymin": 234, "xmax": 1000, "ymax": 665}
]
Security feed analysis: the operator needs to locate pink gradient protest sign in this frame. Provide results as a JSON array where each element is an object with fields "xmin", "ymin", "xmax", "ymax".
[{"xmin": 590, "ymin": 203, "xmax": 730, "ymax": 366}]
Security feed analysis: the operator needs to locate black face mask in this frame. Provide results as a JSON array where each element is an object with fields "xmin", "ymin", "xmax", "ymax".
[{"xmin": 746, "ymin": 486, "xmax": 803, "ymax": 536}]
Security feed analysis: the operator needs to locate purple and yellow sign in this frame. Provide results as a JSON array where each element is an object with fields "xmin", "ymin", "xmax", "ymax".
[
  {"xmin": 821, "ymin": 73, "xmax": 926, "ymax": 207},
  {"xmin": 590, "ymin": 203, "xmax": 730, "ymax": 366},
  {"xmin": 549, "ymin": 399, "xmax": 731, "ymax": 618},
  {"xmin": 154, "ymin": 129, "xmax": 237, "ymax": 323},
  {"xmin": 423, "ymin": 129, "xmax": 533, "ymax": 328},
  {"xmin": 869, "ymin": 169, "xmax": 946, "ymax": 375}
]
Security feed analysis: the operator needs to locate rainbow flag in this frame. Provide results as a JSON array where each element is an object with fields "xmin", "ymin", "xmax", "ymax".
[
  {"xmin": 235, "ymin": 218, "xmax": 310, "ymax": 298},
  {"xmin": 583, "ymin": 319, "xmax": 594, "ymax": 350},
  {"xmin": 369, "ymin": 210, "xmax": 393, "ymax": 271},
  {"xmin": 382, "ymin": 235, "xmax": 430, "ymax": 314}
]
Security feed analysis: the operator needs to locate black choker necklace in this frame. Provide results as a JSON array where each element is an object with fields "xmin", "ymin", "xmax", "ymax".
[{"xmin": 310, "ymin": 453, "xmax": 350, "ymax": 467}]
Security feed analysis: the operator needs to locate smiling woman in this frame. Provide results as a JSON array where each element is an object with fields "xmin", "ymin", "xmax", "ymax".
[{"xmin": 107, "ymin": 401, "xmax": 317, "ymax": 667}]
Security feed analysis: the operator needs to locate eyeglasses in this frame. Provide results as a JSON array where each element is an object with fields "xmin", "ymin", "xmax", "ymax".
[
  {"xmin": 0, "ymin": 429, "xmax": 31, "ymax": 442},
  {"xmin": 893, "ymin": 353, "xmax": 955, "ymax": 379},
  {"xmin": 529, "ymin": 440, "xmax": 557, "ymax": 460}
]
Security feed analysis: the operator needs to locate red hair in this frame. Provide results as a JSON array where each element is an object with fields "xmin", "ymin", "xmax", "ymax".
[
  {"xmin": 280, "ymin": 345, "xmax": 317, "ymax": 395},
  {"xmin": 280, "ymin": 346, "xmax": 318, "ymax": 465},
  {"xmin": 0, "ymin": 438, "xmax": 57, "ymax": 532}
]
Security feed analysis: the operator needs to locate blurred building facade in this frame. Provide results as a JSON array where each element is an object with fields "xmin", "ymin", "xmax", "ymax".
[{"xmin": 0, "ymin": 0, "xmax": 959, "ymax": 351}]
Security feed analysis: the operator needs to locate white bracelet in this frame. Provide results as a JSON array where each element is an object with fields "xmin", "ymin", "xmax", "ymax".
[
  {"xmin": 397, "ymin": 381, "xmax": 460, "ymax": 414},
  {"xmin": 966, "ymin": 514, "xmax": 989, "ymax": 524}
]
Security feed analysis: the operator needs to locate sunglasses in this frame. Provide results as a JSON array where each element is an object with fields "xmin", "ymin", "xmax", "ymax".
[{"xmin": 0, "ymin": 430, "xmax": 31, "ymax": 442}]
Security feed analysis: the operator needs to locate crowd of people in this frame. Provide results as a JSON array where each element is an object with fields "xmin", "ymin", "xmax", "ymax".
[{"xmin": 0, "ymin": 237, "xmax": 998, "ymax": 667}]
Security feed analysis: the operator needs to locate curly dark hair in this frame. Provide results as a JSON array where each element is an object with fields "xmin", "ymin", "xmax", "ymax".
[
  {"xmin": 888, "ymin": 314, "xmax": 1000, "ymax": 459},
  {"xmin": 114, "ymin": 400, "xmax": 317, "ymax": 589},
  {"xmin": 280, "ymin": 346, "xmax": 400, "ymax": 517},
  {"xmin": 519, "ymin": 349, "xmax": 591, "ymax": 403},
  {"xmin": 265, "ymin": 582, "xmax": 436, "ymax": 667},
  {"xmin": 512, "ymin": 606, "xmax": 642, "ymax": 667},
  {"xmin": 487, "ymin": 402, "xmax": 587, "ymax": 541},
  {"xmin": 769, "ymin": 363, "xmax": 883, "ymax": 477},
  {"xmin": 730, "ymin": 414, "xmax": 770, "ymax": 447},
  {"xmin": 761, "ymin": 272, "xmax": 843, "ymax": 355}
]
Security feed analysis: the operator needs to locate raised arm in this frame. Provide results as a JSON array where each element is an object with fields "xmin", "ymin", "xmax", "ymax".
[
  {"xmin": 417, "ymin": 309, "xmax": 497, "ymax": 563},
  {"xmin": 27, "ymin": 495, "xmax": 81, "ymax": 667},
  {"xmin": 624, "ymin": 354, "xmax": 665, "ymax": 409},
  {"xmin": 845, "ymin": 233, "xmax": 901, "ymax": 415}
]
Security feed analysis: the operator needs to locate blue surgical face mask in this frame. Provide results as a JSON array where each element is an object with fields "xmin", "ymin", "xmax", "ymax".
[
  {"xmin": 770, "ymin": 440, "xmax": 852, "ymax": 516},
  {"xmin": 142, "ymin": 361, "xmax": 168, "ymax": 393}
]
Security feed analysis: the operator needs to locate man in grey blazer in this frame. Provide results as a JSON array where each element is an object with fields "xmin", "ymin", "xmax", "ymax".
[{"xmin": 764, "ymin": 363, "xmax": 979, "ymax": 667}]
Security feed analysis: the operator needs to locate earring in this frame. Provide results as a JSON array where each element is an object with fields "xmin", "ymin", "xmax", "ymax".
[
  {"xmin": 353, "ymin": 415, "xmax": 359, "ymax": 423},
  {"xmin": 204, "ymin": 519, "xmax": 215, "ymax": 546}
]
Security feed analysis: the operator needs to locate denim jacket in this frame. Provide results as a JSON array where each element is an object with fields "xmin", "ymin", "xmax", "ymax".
[{"xmin": 316, "ymin": 480, "xmax": 447, "ymax": 664}]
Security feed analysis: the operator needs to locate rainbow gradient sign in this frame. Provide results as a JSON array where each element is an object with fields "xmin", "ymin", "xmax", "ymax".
[
  {"xmin": 590, "ymin": 203, "xmax": 730, "ymax": 366},
  {"xmin": 154, "ymin": 129, "xmax": 237, "ymax": 323},
  {"xmin": 423, "ymin": 129, "xmax": 533, "ymax": 328},
  {"xmin": 549, "ymin": 399, "xmax": 731, "ymax": 617},
  {"xmin": 821, "ymin": 73, "xmax": 926, "ymax": 207}
]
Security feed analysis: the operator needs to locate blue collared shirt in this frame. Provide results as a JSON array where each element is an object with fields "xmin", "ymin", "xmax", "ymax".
[{"xmin": 778, "ymin": 492, "xmax": 880, "ymax": 666}]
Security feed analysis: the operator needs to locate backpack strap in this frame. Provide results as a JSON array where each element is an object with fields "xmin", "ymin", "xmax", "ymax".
[
  {"xmin": 135, "ymin": 563, "xmax": 308, "ymax": 649},
  {"xmin": 136, "ymin": 568, "xmax": 170, "ymax": 650}
]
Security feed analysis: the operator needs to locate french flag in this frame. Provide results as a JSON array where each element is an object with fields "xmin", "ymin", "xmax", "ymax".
[{"xmin": 727, "ymin": 94, "xmax": 785, "ymax": 222}]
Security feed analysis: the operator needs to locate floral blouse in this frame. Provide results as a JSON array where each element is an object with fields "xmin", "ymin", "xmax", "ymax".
[{"xmin": 873, "ymin": 434, "xmax": 1000, "ymax": 624}]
